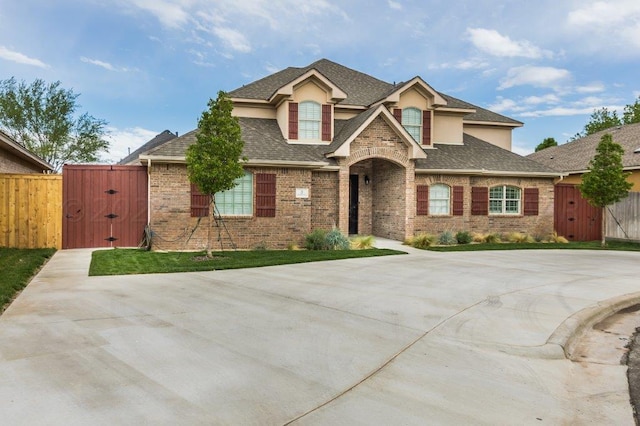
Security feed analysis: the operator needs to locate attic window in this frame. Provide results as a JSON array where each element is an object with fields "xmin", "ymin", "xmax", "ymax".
[{"xmin": 299, "ymin": 101, "xmax": 321, "ymax": 139}]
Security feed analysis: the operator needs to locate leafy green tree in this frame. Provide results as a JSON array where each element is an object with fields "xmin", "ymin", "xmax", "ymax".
[
  {"xmin": 623, "ymin": 96, "xmax": 640, "ymax": 124},
  {"xmin": 535, "ymin": 137, "xmax": 558, "ymax": 152},
  {"xmin": 186, "ymin": 91, "xmax": 245, "ymax": 256},
  {"xmin": 583, "ymin": 107, "xmax": 622, "ymax": 136},
  {"xmin": 0, "ymin": 77, "xmax": 109, "ymax": 172},
  {"xmin": 579, "ymin": 133, "xmax": 632, "ymax": 247}
]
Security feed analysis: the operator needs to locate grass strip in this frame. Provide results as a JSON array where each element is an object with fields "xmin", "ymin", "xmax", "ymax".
[
  {"xmin": 89, "ymin": 248, "xmax": 405, "ymax": 276},
  {"xmin": 425, "ymin": 241, "xmax": 640, "ymax": 252},
  {"xmin": 0, "ymin": 247, "xmax": 56, "ymax": 312}
]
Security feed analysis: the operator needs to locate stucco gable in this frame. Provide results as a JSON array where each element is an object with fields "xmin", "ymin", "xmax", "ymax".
[
  {"xmin": 325, "ymin": 105, "xmax": 426, "ymax": 159},
  {"xmin": 381, "ymin": 77, "xmax": 447, "ymax": 107}
]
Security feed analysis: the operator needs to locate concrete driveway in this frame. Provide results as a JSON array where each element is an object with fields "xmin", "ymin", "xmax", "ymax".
[{"xmin": 1, "ymin": 241, "xmax": 639, "ymax": 425}]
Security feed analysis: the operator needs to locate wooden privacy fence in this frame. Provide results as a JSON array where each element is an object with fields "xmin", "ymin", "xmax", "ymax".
[
  {"xmin": 606, "ymin": 192, "xmax": 640, "ymax": 242},
  {"xmin": 0, "ymin": 174, "xmax": 62, "ymax": 249}
]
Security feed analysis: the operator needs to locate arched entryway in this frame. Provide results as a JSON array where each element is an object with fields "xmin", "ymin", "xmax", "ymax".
[{"xmin": 348, "ymin": 158, "xmax": 410, "ymax": 241}]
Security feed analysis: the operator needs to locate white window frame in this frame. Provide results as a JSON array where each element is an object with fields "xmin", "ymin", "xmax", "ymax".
[
  {"xmin": 299, "ymin": 101, "xmax": 321, "ymax": 140},
  {"xmin": 215, "ymin": 172, "xmax": 253, "ymax": 216},
  {"xmin": 429, "ymin": 184, "xmax": 450, "ymax": 215},
  {"xmin": 489, "ymin": 185, "xmax": 521, "ymax": 215},
  {"xmin": 402, "ymin": 107, "xmax": 421, "ymax": 142}
]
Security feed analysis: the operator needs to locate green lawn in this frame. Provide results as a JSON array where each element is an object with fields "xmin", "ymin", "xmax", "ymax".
[
  {"xmin": 0, "ymin": 247, "xmax": 56, "ymax": 312},
  {"xmin": 425, "ymin": 240, "xmax": 640, "ymax": 252},
  {"xmin": 89, "ymin": 248, "xmax": 406, "ymax": 276}
]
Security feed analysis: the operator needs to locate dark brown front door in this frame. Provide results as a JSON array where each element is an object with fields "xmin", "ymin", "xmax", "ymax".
[
  {"xmin": 63, "ymin": 165, "xmax": 148, "ymax": 248},
  {"xmin": 554, "ymin": 184, "xmax": 601, "ymax": 241},
  {"xmin": 349, "ymin": 174, "xmax": 359, "ymax": 234}
]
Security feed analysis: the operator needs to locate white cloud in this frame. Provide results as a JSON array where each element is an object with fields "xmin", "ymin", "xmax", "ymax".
[
  {"xmin": 498, "ymin": 66, "xmax": 571, "ymax": 90},
  {"xmin": 467, "ymin": 28, "xmax": 551, "ymax": 59},
  {"xmin": 388, "ymin": 0, "xmax": 402, "ymax": 10},
  {"xmin": 430, "ymin": 58, "xmax": 489, "ymax": 71},
  {"xmin": 567, "ymin": 1, "xmax": 640, "ymax": 50},
  {"xmin": 518, "ymin": 107, "xmax": 601, "ymax": 118},
  {"xmin": 523, "ymin": 94, "xmax": 561, "ymax": 105},
  {"xmin": 130, "ymin": 0, "xmax": 190, "ymax": 29},
  {"xmin": 488, "ymin": 98, "xmax": 518, "ymax": 113},
  {"xmin": 213, "ymin": 27, "xmax": 251, "ymax": 53},
  {"xmin": 0, "ymin": 46, "xmax": 49, "ymax": 68},
  {"xmin": 80, "ymin": 56, "xmax": 117, "ymax": 71},
  {"xmin": 105, "ymin": 126, "xmax": 159, "ymax": 163},
  {"xmin": 576, "ymin": 82, "xmax": 605, "ymax": 94}
]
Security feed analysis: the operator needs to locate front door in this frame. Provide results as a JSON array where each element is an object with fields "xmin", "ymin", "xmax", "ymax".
[{"xmin": 349, "ymin": 174, "xmax": 359, "ymax": 234}]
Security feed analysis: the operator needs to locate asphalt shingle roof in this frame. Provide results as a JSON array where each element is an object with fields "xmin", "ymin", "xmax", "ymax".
[
  {"xmin": 416, "ymin": 134, "xmax": 557, "ymax": 174},
  {"xmin": 527, "ymin": 122, "xmax": 640, "ymax": 172},
  {"xmin": 145, "ymin": 118, "xmax": 334, "ymax": 165},
  {"xmin": 119, "ymin": 130, "xmax": 177, "ymax": 165}
]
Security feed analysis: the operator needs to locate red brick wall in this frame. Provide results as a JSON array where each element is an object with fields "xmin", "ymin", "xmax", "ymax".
[
  {"xmin": 372, "ymin": 159, "xmax": 406, "ymax": 240},
  {"xmin": 413, "ymin": 174, "xmax": 554, "ymax": 238},
  {"xmin": 149, "ymin": 164, "xmax": 317, "ymax": 250},
  {"xmin": 311, "ymin": 171, "xmax": 339, "ymax": 230}
]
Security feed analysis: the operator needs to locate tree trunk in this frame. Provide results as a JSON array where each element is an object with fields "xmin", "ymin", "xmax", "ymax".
[
  {"xmin": 207, "ymin": 194, "xmax": 214, "ymax": 257},
  {"xmin": 601, "ymin": 206, "xmax": 606, "ymax": 248}
]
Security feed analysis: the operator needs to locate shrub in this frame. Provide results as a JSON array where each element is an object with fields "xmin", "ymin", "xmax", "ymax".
[
  {"xmin": 351, "ymin": 235, "xmax": 374, "ymax": 250},
  {"xmin": 305, "ymin": 229, "xmax": 329, "ymax": 250},
  {"xmin": 408, "ymin": 233, "xmax": 436, "ymax": 249},
  {"xmin": 472, "ymin": 232, "xmax": 487, "ymax": 243},
  {"xmin": 253, "ymin": 241, "xmax": 267, "ymax": 250},
  {"xmin": 484, "ymin": 233, "xmax": 502, "ymax": 244},
  {"xmin": 456, "ymin": 231, "xmax": 473, "ymax": 245},
  {"xmin": 549, "ymin": 231, "xmax": 569, "ymax": 244},
  {"xmin": 325, "ymin": 227, "xmax": 351, "ymax": 250},
  {"xmin": 287, "ymin": 242, "xmax": 301, "ymax": 250},
  {"xmin": 438, "ymin": 230, "xmax": 457, "ymax": 245},
  {"xmin": 505, "ymin": 232, "xmax": 534, "ymax": 243}
]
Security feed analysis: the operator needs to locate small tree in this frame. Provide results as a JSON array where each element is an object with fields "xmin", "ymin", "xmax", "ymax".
[
  {"xmin": 579, "ymin": 133, "xmax": 632, "ymax": 247},
  {"xmin": 0, "ymin": 77, "xmax": 109, "ymax": 172},
  {"xmin": 623, "ymin": 96, "xmax": 640, "ymax": 124},
  {"xmin": 186, "ymin": 91, "xmax": 245, "ymax": 257},
  {"xmin": 535, "ymin": 137, "xmax": 558, "ymax": 152}
]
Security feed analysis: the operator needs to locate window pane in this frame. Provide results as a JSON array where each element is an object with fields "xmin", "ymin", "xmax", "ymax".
[
  {"xmin": 402, "ymin": 108, "xmax": 421, "ymax": 142},
  {"xmin": 429, "ymin": 184, "xmax": 450, "ymax": 215},
  {"xmin": 215, "ymin": 172, "xmax": 253, "ymax": 215},
  {"xmin": 299, "ymin": 101, "xmax": 320, "ymax": 139},
  {"xmin": 489, "ymin": 200, "xmax": 503, "ymax": 213}
]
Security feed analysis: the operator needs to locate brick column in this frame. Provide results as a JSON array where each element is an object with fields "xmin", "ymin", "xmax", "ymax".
[
  {"xmin": 338, "ymin": 160, "xmax": 350, "ymax": 234},
  {"xmin": 404, "ymin": 161, "xmax": 416, "ymax": 240}
]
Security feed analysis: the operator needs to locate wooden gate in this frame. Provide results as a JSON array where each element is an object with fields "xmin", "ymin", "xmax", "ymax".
[
  {"xmin": 554, "ymin": 184, "xmax": 601, "ymax": 241},
  {"xmin": 63, "ymin": 165, "xmax": 147, "ymax": 249}
]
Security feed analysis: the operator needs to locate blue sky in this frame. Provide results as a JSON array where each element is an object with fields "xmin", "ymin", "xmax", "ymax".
[{"xmin": 1, "ymin": 0, "xmax": 639, "ymax": 162}]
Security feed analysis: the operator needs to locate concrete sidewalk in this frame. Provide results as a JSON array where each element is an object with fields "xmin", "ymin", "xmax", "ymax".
[{"xmin": 0, "ymin": 242, "xmax": 639, "ymax": 424}]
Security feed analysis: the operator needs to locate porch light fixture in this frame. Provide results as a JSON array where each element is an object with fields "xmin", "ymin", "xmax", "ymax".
[{"xmin": 364, "ymin": 175, "xmax": 370, "ymax": 185}]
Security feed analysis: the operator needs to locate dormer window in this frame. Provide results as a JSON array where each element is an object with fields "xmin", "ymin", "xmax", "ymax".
[
  {"xmin": 394, "ymin": 107, "xmax": 432, "ymax": 146},
  {"xmin": 288, "ymin": 101, "xmax": 332, "ymax": 142},
  {"xmin": 402, "ymin": 107, "xmax": 422, "ymax": 142},
  {"xmin": 299, "ymin": 101, "xmax": 321, "ymax": 140}
]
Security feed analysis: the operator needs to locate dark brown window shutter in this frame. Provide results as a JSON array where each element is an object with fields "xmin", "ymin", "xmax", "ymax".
[
  {"xmin": 524, "ymin": 187, "xmax": 539, "ymax": 216},
  {"xmin": 471, "ymin": 187, "xmax": 488, "ymax": 215},
  {"xmin": 321, "ymin": 104, "xmax": 332, "ymax": 141},
  {"xmin": 417, "ymin": 185, "xmax": 429, "ymax": 215},
  {"xmin": 393, "ymin": 108, "xmax": 402, "ymax": 123},
  {"xmin": 422, "ymin": 110, "xmax": 431, "ymax": 145},
  {"xmin": 453, "ymin": 186, "xmax": 464, "ymax": 216},
  {"xmin": 190, "ymin": 183, "xmax": 209, "ymax": 217},
  {"xmin": 256, "ymin": 173, "xmax": 276, "ymax": 217},
  {"xmin": 288, "ymin": 102, "xmax": 298, "ymax": 139}
]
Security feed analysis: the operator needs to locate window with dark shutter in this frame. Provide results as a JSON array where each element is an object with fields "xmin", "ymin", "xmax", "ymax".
[
  {"xmin": 523, "ymin": 187, "xmax": 539, "ymax": 216},
  {"xmin": 453, "ymin": 186, "xmax": 464, "ymax": 216},
  {"xmin": 417, "ymin": 185, "xmax": 429, "ymax": 215},
  {"xmin": 288, "ymin": 102, "xmax": 298, "ymax": 139},
  {"xmin": 191, "ymin": 183, "xmax": 209, "ymax": 217},
  {"xmin": 256, "ymin": 173, "xmax": 276, "ymax": 217},
  {"xmin": 393, "ymin": 108, "xmax": 402, "ymax": 123},
  {"xmin": 422, "ymin": 110, "xmax": 431, "ymax": 146},
  {"xmin": 471, "ymin": 187, "xmax": 488, "ymax": 215},
  {"xmin": 322, "ymin": 104, "xmax": 332, "ymax": 141}
]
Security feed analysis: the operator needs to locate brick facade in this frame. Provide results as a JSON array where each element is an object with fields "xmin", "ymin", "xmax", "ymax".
[
  {"xmin": 0, "ymin": 147, "xmax": 47, "ymax": 173},
  {"xmin": 148, "ymin": 116, "xmax": 555, "ymax": 250}
]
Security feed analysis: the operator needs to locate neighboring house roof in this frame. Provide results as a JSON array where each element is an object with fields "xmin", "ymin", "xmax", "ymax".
[
  {"xmin": 118, "ymin": 130, "xmax": 178, "ymax": 165},
  {"xmin": 527, "ymin": 122, "xmax": 640, "ymax": 173},
  {"xmin": 416, "ymin": 134, "xmax": 558, "ymax": 176},
  {"xmin": 229, "ymin": 58, "xmax": 521, "ymax": 126},
  {"xmin": 0, "ymin": 130, "xmax": 53, "ymax": 172}
]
